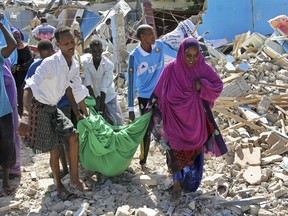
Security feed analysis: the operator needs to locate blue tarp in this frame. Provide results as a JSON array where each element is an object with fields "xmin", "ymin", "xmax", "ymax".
[
  {"xmin": 80, "ymin": 10, "xmax": 101, "ymax": 41},
  {"xmin": 198, "ymin": 0, "xmax": 288, "ymax": 41}
]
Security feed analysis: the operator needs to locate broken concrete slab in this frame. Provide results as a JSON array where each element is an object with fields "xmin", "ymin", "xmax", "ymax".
[
  {"xmin": 234, "ymin": 147, "xmax": 261, "ymax": 166},
  {"xmin": 261, "ymin": 155, "xmax": 282, "ymax": 165},
  {"xmin": 263, "ymin": 140, "xmax": 288, "ymax": 156},
  {"xmin": 243, "ymin": 166, "xmax": 262, "ymax": 185},
  {"xmin": 221, "ymin": 77, "xmax": 251, "ymax": 97},
  {"xmin": 131, "ymin": 175, "xmax": 157, "ymax": 186}
]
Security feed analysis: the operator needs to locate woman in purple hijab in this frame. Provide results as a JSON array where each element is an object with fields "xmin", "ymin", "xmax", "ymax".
[{"xmin": 147, "ymin": 37, "xmax": 224, "ymax": 200}]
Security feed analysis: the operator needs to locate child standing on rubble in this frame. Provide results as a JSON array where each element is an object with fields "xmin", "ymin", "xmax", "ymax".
[{"xmin": 127, "ymin": 24, "xmax": 178, "ymax": 169}]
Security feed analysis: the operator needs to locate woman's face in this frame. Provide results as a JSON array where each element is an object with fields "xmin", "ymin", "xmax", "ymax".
[
  {"xmin": 13, "ymin": 31, "xmax": 22, "ymax": 45},
  {"xmin": 184, "ymin": 46, "xmax": 199, "ymax": 67}
]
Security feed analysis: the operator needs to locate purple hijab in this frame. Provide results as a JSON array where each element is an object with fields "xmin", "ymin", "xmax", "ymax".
[{"xmin": 153, "ymin": 37, "xmax": 223, "ymax": 150}]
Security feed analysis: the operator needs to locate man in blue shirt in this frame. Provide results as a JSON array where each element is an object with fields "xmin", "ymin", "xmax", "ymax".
[
  {"xmin": 0, "ymin": 14, "xmax": 17, "ymax": 196},
  {"xmin": 128, "ymin": 24, "xmax": 177, "ymax": 167}
]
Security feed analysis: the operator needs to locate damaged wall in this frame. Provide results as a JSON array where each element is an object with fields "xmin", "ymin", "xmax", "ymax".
[{"xmin": 198, "ymin": 0, "xmax": 288, "ymax": 41}]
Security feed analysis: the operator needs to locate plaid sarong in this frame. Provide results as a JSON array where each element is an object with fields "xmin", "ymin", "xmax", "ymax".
[
  {"xmin": 26, "ymin": 98, "xmax": 76, "ymax": 153},
  {"xmin": 167, "ymin": 146, "xmax": 203, "ymax": 173}
]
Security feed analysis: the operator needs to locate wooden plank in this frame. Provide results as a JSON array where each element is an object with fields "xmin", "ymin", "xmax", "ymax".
[
  {"xmin": 222, "ymin": 72, "xmax": 244, "ymax": 84},
  {"xmin": 0, "ymin": 201, "xmax": 21, "ymax": 213},
  {"xmin": 213, "ymin": 107, "xmax": 264, "ymax": 131},
  {"xmin": 214, "ymin": 196, "xmax": 269, "ymax": 207},
  {"xmin": 215, "ymin": 98, "xmax": 260, "ymax": 108},
  {"xmin": 252, "ymin": 82, "xmax": 288, "ymax": 89},
  {"xmin": 273, "ymin": 104, "xmax": 288, "ymax": 117},
  {"xmin": 221, "ymin": 114, "xmax": 267, "ymax": 134},
  {"xmin": 271, "ymin": 94, "xmax": 288, "ymax": 100},
  {"xmin": 279, "ymin": 112, "xmax": 287, "ymax": 136}
]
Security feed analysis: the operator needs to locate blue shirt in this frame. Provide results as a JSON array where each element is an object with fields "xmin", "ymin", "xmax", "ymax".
[
  {"xmin": 26, "ymin": 59, "xmax": 70, "ymax": 108},
  {"xmin": 127, "ymin": 40, "xmax": 177, "ymax": 110},
  {"xmin": 0, "ymin": 48, "xmax": 12, "ymax": 117}
]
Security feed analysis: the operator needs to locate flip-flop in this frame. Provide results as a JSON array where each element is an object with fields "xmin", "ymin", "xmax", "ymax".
[{"xmin": 58, "ymin": 190, "xmax": 77, "ymax": 201}]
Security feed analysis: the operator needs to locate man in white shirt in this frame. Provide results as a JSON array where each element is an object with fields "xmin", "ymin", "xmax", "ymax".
[
  {"xmin": 18, "ymin": 25, "xmax": 89, "ymax": 200},
  {"xmin": 32, "ymin": 18, "xmax": 56, "ymax": 41},
  {"xmin": 31, "ymin": 11, "xmax": 42, "ymax": 30},
  {"xmin": 71, "ymin": 16, "xmax": 81, "ymax": 46},
  {"xmin": 98, "ymin": 18, "xmax": 112, "ymax": 43},
  {"xmin": 82, "ymin": 39, "xmax": 123, "ymax": 125}
]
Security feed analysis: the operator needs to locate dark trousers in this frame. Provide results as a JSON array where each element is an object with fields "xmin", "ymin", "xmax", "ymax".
[
  {"xmin": 0, "ymin": 113, "xmax": 16, "ymax": 168},
  {"xmin": 138, "ymin": 97, "xmax": 151, "ymax": 165}
]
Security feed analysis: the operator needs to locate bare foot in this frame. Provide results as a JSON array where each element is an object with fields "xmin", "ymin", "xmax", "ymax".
[
  {"xmin": 171, "ymin": 181, "xmax": 182, "ymax": 201},
  {"xmin": 70, "ymin": 180, "xmax": 89, "ymax": 192}
]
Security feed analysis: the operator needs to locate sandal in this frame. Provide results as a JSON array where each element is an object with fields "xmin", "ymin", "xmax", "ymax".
[{"xmin": 58, "ymin": 190, "xmax": 77, "ymax": 201}]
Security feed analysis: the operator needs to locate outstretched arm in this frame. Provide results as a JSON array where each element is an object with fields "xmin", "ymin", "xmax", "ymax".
[{"xmin": 0, "ymin": 14, "xmax": 17, "ymax": 58}]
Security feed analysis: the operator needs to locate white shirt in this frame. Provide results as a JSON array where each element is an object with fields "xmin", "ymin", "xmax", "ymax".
[
  {"xmin": 71, "ymin": 20, "xmax": 80, "ymax": 35},
  {"xmin": 32, "ymin": 23, "xmax": 56, "ymax": 40},
  {"xmin": 81, "ymin": 54, "xmax": 115, "ymax": 103},
  {"xmin": 25, "ymin": 51, "xmax": 89, "ymax": 106},
  {"xmin": 98, "ymin": 23, "xmax": 111, "ymax": 40}
]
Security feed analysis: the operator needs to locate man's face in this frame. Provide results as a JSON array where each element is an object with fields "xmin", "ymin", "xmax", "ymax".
[
  {"xmin": 90, "ymin": 45, "xmax": 103, "ymax": 61},
  {"xmin": 76, "ymin": 17, "xmax": 81, "ymax": 23},
  {"xmin": 141, "ymin": 28, "xmax": 155, "ymax": 45},
  {"xmin": 56, "ymin": 31, "xmax": 75, "ymax": 58}
]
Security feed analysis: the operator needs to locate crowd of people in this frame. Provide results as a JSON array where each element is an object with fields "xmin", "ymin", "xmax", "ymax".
[{"xmin": 0, "ymin": 10, "xmax": 226, "ymax": 202}]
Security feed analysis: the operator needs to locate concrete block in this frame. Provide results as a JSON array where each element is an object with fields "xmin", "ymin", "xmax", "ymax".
[
  {"xmin": 264, "ymin": 131, "xmax": 281, "ymax": 145},
  {"xmin": 234, "ymin": 147, "xmax": 261, "ymax": 167},
  {"xmin": 241, "ymin": 32, "xmax": 266, "ymax": 50},
  {"xmin": 131, "ymin": 175, "xmax": 157, "ymax": 186},
  {"xmin": 221, "ymin": 77, "xmax": 250, "ymax": 97},
  {"xmin": 261, "ymin": 155, "xmax": 282, "ymax": 165},
  {"xmin": 243, "ymin": 166, "xmax": 262, "ymax": 185}
]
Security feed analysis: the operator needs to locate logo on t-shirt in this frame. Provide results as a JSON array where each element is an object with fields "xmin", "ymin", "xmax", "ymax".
[
  {"xmin": 137, "ymin": 61, "xmax": 163, "ymax": 75},
  {"xmin": 138, "ymin": 62, "xmax": 148, "ymax": 75}
]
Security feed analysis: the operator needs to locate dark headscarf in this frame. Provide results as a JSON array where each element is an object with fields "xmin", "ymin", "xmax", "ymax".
[{"xmin": 11, "ymin": 27, "xmax": 24, "ymax": 41}]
